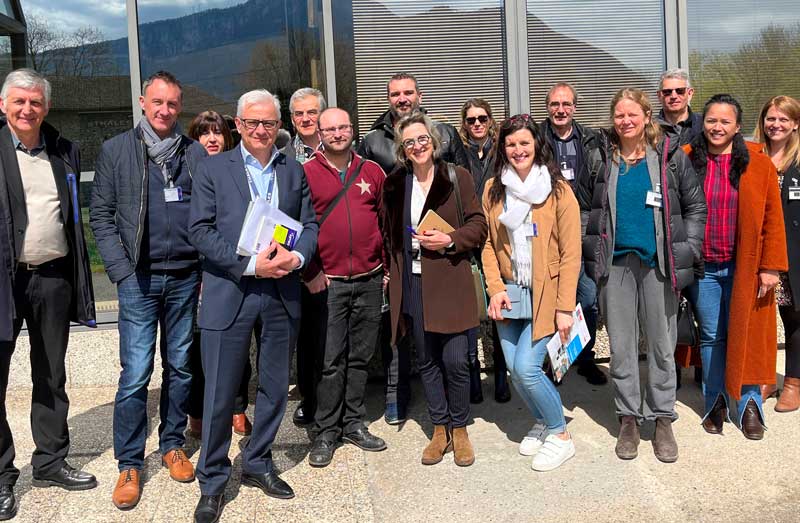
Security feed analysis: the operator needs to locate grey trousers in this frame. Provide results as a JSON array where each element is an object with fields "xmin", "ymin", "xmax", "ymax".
[{"xmin": 600, "ymin": 253, "xmax": 678, "ymax": 421}]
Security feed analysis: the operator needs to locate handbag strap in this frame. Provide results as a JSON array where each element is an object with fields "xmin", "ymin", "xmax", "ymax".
[
  {"xmin": 446, "ymin": 163, "xmax": 479, "ymax": 265},
  {"xmin": 319, "ymin": 159, "xmax": 365, "ymax": 227}
]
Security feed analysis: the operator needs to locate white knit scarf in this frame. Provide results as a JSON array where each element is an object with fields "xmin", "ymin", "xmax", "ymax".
[{"xmin": 498, "ymin": 164, "xmax": 552, "ymax": 286}]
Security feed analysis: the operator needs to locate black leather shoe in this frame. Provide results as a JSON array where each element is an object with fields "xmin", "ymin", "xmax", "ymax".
[
  {"xmin": 342, "ymin": 428, "xmax": 387, "ymax": 452},
  {"xmin": 0, "ymin": 485, "xmax": 17, "ymax": 521},
  {"xmin": 32, "ymin": 464, "xmax": 98, "ymax": 491},
  {"xmin": 194, "ymin": 494, "xmax": 224, "ymax": 523},
  {"xmin": 293, "ymin": 404, "xmax": 314, "ymax": 426},
  {"xmin": 494, "ymin": 371, "xmax": 511, "ymax": 403},
  {"xmin": 741, "ymin": 399, "xmax": 764, "ymax": 440},
  {"xmin": 577, "ymin": 361, "xmax": 608, "ymax": 385},
  {"xmin": 241, "ymin": 471, "xmax": 294, "ymax": 499},
  {"xmin": 309, "ymin": 438, "xmax": 336, "ymax": 467},
  {"xmin": 383, "ymin": 403, "xmax": 406, "ymax": 425}
]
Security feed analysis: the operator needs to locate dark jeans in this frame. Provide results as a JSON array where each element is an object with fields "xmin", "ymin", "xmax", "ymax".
[
  {"xmin": 315, "ymin": 273, "xmax": 382, "ymax": 439},
  {"xmin": 382, "ymin": 311, "xmax": 411, "ymax": 408},
  {"xmin": 296, "ymin": 286, "xmax": 327, "ymax": 414},
  {"xmin": 0, "ymin": 260, "xmax": 72, "ymax": 485},
  {"xmin": 574, "ymin": 263, "xmax": 598, "ymax": 364},
  {"xmin": 780, "ymin": 305, "xmax": 800, "ymax": 378},
  {"xmin": 405, "ymin": 274, "xmax": 470, "ymax": 427},
  {"xmin": 114, "ymin": 269, "xmax": 199, "ymax": 471}
]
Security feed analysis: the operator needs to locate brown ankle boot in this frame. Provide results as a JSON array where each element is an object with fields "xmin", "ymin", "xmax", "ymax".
[
  {"xmin": 452, "ymin": 427, "xmax": 475, "ymax": 467},
  {"xmin": 761, "ymin": 383, "xmax": 778, "ymax": 402},
  {"xmin": 653, "ymin": 417, "xmax": 678, "ymax": 463},
  {"xmin": 421, "ymin": 425, "xmax": 452, "ymax": 465},
  {"xmin": 776, "ymin": 377, "xmax": 800, "ymax": 412},
  {"xmin": 615, "ymin": 415, "xmax": 640, "ymax": 460}
]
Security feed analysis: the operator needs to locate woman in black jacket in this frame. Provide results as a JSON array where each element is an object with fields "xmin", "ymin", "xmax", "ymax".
[
  {"xmin": 755, "ymin": 95, "xmax": 800, "ymax": 412},
  {"xmin": 580, "ymin": 88, "xmax": 706, "ymax": 463},
  {"xmin": 458, "ymin": 98, "xmax": 510, "ymax": 404}
]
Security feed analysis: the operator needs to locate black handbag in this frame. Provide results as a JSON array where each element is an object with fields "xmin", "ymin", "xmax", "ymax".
[{"xmin": 676, "ymin": 295, "xmax": 699, "ymax": 348}]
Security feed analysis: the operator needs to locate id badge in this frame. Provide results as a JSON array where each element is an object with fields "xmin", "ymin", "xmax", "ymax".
[
  {"xmin": 645, "ymin": 190, "xmax": 663, "ymax": 208},
  {"xmin": 523, "ymin": 223, "xmax": 538, "ymax": 237},
  {"xmin": 790, "ymin": 187, "xmax": 800, "ymax": 201},
  {"xmin": 561, "ymin": 168, "xmax": 575, "ymax": 180},
  {"xmin": 164, "ymin": 186, "xmax": 183, "ymax": 202}
]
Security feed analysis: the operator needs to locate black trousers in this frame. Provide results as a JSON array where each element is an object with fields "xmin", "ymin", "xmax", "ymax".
[
  {"xmin": 780, "ymin": 306, "xmax": 800, "ymax": 378},
  {"xmin": 296, "ymin": 286, "xmax": 327, "ymax": 414},
  {"xmin": 314, "ymin": 273, "xmax": 382, "ymax": 439},
  {"xmin": 0, "ymin": 260, "xmax": 72, "ymax": 485},
  {"xmin": 405, "ymin": 274, "xmax": 470, "ymax": 428}
]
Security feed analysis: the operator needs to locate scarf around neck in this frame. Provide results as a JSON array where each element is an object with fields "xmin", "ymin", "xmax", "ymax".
[
  {"xmin": 498, "ymin": 164, "xmax": 552, "ymax": 286},
  {"xmin": 139, "ymin": 118, "xmax": 183, "ymax": 170}
]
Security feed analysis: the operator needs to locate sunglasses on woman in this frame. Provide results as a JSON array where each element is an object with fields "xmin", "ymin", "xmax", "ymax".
[{"xmin": 466, "ymin": 115, "xmax": 489, "ymax": 126}]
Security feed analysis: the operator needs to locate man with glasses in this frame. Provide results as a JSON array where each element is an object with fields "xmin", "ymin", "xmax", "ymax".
[
  {"xmin": 283, "ymin": 87, "xmax": 326, "ymax": 164},
  {"xmin": 656, "ymin": 68, "xmax": 702, "ymax": 146},
  {"xmin": 302, "ymin": 107, "xmax": 387, "ymax": 467},
  {"xmin": 189, "ymin": 89, "xmax": 318, "ymax": 522},
  {"xmin": 91, "ymin": 70, "xmax": 206, "ymax": 510},
  {"xmin": 541, "ymin": 82, "xmax": 608, "ymax": 386},
  {"xmin": 282, "ymin": 88, "xmax": 327, "ymax": 427},
  {"xmin": 357, "ymin": 72, "xmax": 469, "ymax": 424}
]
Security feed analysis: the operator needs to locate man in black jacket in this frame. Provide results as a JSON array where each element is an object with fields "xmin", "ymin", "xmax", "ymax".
[
  {"xmin": 0, "ymin": 68, "xmax": 98, "ymax": 520},
  {"xmin": 656, "ymin": 69, "xmax": 703, "ymax": 146},
  {"xmin": 357, "ymin": 72, "xmax": 469, "ymax": 424},
  {"xmin": 90, "ymin": 71, "xmax": 206, "ymax": 510},
  {"xmin": 541, "ymin": 82, "xmax": 607, "ymax": 386}
]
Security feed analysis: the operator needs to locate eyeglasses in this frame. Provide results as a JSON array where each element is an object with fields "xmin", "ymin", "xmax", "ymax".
[
  {"xmin": 660, "ymin": 88, "xmax": 688, "ymax": 96},
  {"xmin": 319, "ymin": 124, "xmax": 353, "ymax": 135},
  {"xmin": 240, "ymin": 119, "xmax": 279, "ymax": 131},
  {"xmin": 402, "ymin": 134, "xmax": 431, "ymax": 149},
  {"xmin": 293, "ymin": 109, "xmax": 319, "ymax": 119},
  {"xmin": 548, "ymin": 101, "xmax": 574, "ymax": 109},
  {"xmin": 466, "ymin": 115, "xmax": 489, "ymax": 126},
  {"xmin": 509, "ymin": 113, "xmax": 532, "ymax": 124}
]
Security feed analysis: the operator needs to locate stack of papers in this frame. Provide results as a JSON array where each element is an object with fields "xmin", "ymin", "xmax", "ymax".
[
  {"xmin": 236, "ymin": 198, "xmax": 302, "ymax": 256},
  {"xmin": 546, "ymin": 304, "xmax": 591, "ymax": 382}
]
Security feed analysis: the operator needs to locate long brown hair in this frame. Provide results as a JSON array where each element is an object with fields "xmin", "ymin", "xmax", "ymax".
[
  {"xmin": 459, "ymin": 98, "xmax": 498, "ymax": 145},
  {"xmin": 754, "ymin": 95, "xmax": 800, "ymax": 173},
  {"xmin": 607, "ymin": 88, "xmax": 662, "ymax": 162},
  {"xmin": 187, "ymin": 110, "xmax": 234, "ymax": 152}
]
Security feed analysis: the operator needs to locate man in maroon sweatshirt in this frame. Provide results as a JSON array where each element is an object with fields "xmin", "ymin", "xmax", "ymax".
[{"xmin": 303, "ymin": 108, "xmax": 388, "ymax": 467}]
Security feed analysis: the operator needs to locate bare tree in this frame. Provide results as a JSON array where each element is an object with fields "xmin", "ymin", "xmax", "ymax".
[{"xmin": 24, "ymin": 17, "xmax": 65, "ymax": 72}]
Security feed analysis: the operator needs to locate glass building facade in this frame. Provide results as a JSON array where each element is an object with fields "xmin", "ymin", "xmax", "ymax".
[{"xmin": 2, "ymin": 0, "xmax": 800, "ymax": 314}]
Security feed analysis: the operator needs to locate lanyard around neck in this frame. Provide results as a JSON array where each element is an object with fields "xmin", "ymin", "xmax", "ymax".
[{"xmin": 244, "ymin": 161, "xmax": 276, "ymax": 204}]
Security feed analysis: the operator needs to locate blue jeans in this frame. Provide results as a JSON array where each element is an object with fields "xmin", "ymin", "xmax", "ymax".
[
  {"xmin": 574, "ymin": 263, "xmax": 598, "ymax": 362},
  {"xmin": 114, "ymin": 269, "xmax": 199, "ymax": 470},
  {"xmin": 686, "ymin": 261, "xmax": 764, "ymax": 427},
  {"xmin": 495, "ymin": 319, "xmax": 566, "ymax": 433}
]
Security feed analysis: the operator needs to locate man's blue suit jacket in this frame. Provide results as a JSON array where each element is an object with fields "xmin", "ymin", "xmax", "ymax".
[{"xmin": 189, "ymin": 147, "xmax": 318, "ymax": 331}]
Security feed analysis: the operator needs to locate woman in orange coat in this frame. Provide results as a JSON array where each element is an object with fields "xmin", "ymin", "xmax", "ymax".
[{"xmin": 683, "ymin": 94, "xmax": 788, "ymax": 439}]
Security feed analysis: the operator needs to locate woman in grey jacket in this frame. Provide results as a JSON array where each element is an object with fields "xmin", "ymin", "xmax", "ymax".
[{"xmin": 579, "ymin": 88, "xmax": 706, "ymax": 464}]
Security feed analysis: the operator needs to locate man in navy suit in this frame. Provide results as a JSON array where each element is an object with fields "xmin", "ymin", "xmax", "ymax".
[{"xmin": 188, "ymin": 89, "xmax": 318, "ymax": 523}]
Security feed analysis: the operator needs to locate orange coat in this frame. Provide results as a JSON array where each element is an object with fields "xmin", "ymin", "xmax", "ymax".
[
  {"xmin": 480, "ymin": 178, "xmax": 581, "ymax": 340},
  {"xmin": 683, "ymin": 142, "xmax": 788, "ymax": 399}
]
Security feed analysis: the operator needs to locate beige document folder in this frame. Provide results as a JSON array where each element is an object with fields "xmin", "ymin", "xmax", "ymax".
[{"xmin": 417, "ymin": 209, "xmax": 455, "ymax": 234}]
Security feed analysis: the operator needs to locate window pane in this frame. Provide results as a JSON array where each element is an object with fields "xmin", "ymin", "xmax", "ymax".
[
  {"xmin": 528, "ymin": 0, "xmax": 666, "ymax": 127},
  {"xmin": 137, "ymin": 0, "xmax": 325, "ymax": 130},
  {"xmin": 1, "ymin": 1, "xmax": 132, "ymax": 312},
  {"xmin": 687, "ymin": 0, "xmax": 800, "ymax": 132},
  {"xmin": 346, "ymin": 0, "xmax": 508, "ymax": 134}
]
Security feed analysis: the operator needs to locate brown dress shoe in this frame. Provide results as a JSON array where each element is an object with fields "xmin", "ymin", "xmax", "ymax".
[
  {"xmin": 162, "ymin": 449, "xmax": 195, "ymax": 482},
  {"xmin": 741, "ymin": 399, "xmax": 764, "ymax": 440},
  {"xmin": 421, "ymin": 425, "xmax": 452, "ymax": 465},
  {"xmin": 615, "ymin": 415, "xmax": 640, "ymax": 460},
  {"xmin": 451, "ymin": 427, "xmax": 475, "ymax": 467},
  {"xmin": 653, "ymin": 417, "xmax": 678, "ymax": 463},
  {"xmin": 760, "ymin": 383, "xmax": 778, "ymax": 403},
  {"xmin": 188, "ymin": 416, "xmax": 202, "ymax": 439},
  {"xmin": 232, "ymin": 413, "xmax": 252, "ymax": 436},
  {"xmin": 775, "ymin": 377, "xmax": 800, "ymax": 412},
  {"xmin": 702, "ymin": 395, "xmax": 726, "ymax": 435},
  {"xmin": 112, "ymin": 469, "xmax": 140, "ymax": 510}
]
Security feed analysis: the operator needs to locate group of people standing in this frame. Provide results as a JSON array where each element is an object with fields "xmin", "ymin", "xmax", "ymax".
[{"xmin": 0, "ymin": 64, "xmax": 797, "ymax": 523}]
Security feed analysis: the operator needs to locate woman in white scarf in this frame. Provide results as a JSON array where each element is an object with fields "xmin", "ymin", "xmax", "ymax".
[{"xmin": 481, "ymin": 115, "xmax": 582, "ymax": 472}]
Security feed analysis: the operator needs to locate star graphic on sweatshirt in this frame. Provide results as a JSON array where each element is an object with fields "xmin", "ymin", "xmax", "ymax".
[{"xmin": 356, "ymin": 178, "xmax": 372, "ymax": 195}]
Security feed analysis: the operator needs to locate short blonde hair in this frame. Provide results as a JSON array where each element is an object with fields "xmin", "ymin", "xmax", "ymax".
[{"xmin": 393, "ymin": 111, "xmax": 442, "ymax": 166}]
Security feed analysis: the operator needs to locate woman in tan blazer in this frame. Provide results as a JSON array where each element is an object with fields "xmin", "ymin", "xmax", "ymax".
[{"xmin": 481, "ymin": 115, "xmax": 581, "ymax": 471}]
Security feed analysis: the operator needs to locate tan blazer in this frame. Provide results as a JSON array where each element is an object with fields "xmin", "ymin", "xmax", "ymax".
[{"xmin": 481, "ymin": 178, "xmax": 581, "ymax": 340}]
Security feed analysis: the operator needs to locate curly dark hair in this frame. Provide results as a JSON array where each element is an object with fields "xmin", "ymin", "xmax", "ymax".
[
  {"xmin": 487, "ymin": 114, "xmax": 564, "ymax": 205},
  {"xmin": 689, "ymin": 94, "xmax": 750, "ymax": 189}
]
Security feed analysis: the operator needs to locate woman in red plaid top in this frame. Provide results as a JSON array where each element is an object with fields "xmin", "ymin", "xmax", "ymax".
[{"xmin": 683, "ymin": 94, "xmax": 788, "ymax": 441}]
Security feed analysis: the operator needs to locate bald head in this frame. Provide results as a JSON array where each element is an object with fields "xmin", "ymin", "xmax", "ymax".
[{"xmin": 318, "ymin": 107, "xmax": 353, "ymax": 155}]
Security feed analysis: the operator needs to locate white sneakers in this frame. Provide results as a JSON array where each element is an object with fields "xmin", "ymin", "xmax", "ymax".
[
  {"xmin": 519, "ymin": 422, "xmax": 548, "ymax": 456},
  {"xmin": 531, "ymin": 434, "xmax": 575, "ymax": 472}
]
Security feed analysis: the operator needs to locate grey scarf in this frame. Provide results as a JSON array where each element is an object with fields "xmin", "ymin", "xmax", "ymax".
[{"xmin": 139, "ymin": 118, "xmax": 183, "ymax": 176}]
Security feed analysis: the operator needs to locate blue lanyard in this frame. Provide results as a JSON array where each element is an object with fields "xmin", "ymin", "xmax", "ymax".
[{"xmin": 244, "ymin": 164, "xmax": 276, "ymax": 204}]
